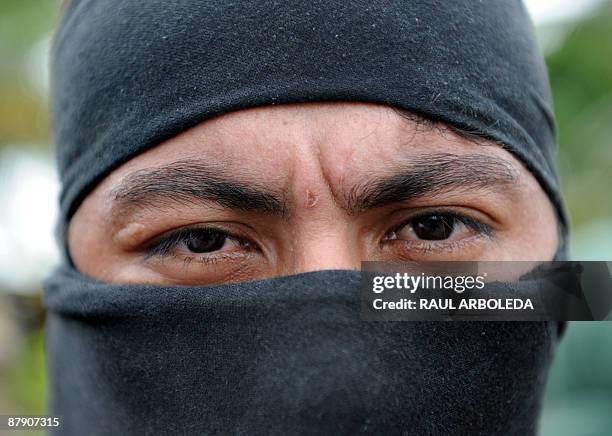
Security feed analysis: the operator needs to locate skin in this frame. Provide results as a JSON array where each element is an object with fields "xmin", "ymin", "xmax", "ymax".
[{"xmin": 68, "ymin": 102, "xmax": 558, "ymax": 286}]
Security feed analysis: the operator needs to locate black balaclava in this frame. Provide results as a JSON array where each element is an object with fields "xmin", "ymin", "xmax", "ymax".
[{"xmin": 46, "ymin": 1, "xmax": 568, "ymax": 435}]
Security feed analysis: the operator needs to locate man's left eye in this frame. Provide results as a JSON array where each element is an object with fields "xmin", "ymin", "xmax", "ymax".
[{"xmin": 387, "ymin": 213, "xmax": 489, "ymax": 242}]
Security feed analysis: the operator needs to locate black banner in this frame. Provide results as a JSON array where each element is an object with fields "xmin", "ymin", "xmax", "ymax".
[{"xmin": 360, "ymin": 261, "xmax": 612, "ymax": 321}]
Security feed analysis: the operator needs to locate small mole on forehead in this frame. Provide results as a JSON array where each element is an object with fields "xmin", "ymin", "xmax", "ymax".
[{"xmin": 305, "ymin": 190, "xmax": 318, "ymax": 208}]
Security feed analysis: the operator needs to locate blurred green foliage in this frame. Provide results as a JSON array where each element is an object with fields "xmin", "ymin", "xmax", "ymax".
[
  {"xmin": 540, "ymin": 323, "xmax": 612, "ymax": 435},
  {"xmin": 0, "ymin": 1, "xmax": 610, "ymax": 435},
  {"xmin": 0, "ymin": 0, "xmax": 58, "ymax": 78},
  {"xmin": 547, "ymin": 1, "xmax": 612, "ymax": 227},
  {"xmin": 0, "ymin": 330, "xmax": 46, "ymax": 414},
  {"xmin": 0, "ymin": 0, "xmax": 59, "ymax": 144}
]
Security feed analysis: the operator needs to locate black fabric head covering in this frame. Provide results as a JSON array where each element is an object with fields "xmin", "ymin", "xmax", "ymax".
[
  {"xmin": 44, "ymin": 268, "xmax": 560, "ymax": 435},
  {"xmin": 52, "ymin": 0, "xmax": 568, "ymax": 250},
  {"xmin": 47, "ymin": 1, "xmax": 568, "ymax": 435}
]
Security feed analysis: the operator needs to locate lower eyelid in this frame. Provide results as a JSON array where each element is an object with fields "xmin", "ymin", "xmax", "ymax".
[
  {"xmin": 188, "ymin": 250, "xmax": 251, "ymax": 262},
  {"xmin": 145, "ymin": 250, "xmax": 254, "ymax": 268},
  {"xmin": 385, "ymin": 231, "xmax": 490, "ymax": 253}
]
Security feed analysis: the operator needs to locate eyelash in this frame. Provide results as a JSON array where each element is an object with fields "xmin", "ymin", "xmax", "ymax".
[
  {"xmin": 390, "ymin": 209, "xmax": 493, "ymax": 237},
  {"xmin": 383, "ymin": 209, "xmax": 494, "ymax": 253},
  {"xmin": 144, "ymin": 227, "xmax": 252, "ymax": 263}
]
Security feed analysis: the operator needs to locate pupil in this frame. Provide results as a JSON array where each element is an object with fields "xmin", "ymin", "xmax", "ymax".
[
  {"xmin": 412, "ymin": 215, "xmax": 454, "ymax": 240},
  {"xmin": 185, "ymin": 231, "xmax": 227, "ymax": 253}
]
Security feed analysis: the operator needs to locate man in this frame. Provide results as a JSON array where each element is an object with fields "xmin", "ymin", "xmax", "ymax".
[{"xmin": 45, "ymin": 0, "xmax": 567, "ymax": 434}]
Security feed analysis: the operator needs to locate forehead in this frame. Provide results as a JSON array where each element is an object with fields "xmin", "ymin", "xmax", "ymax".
[{"xmin": 103, "ymin": 102, "xmax": 527, "ymax": 192}]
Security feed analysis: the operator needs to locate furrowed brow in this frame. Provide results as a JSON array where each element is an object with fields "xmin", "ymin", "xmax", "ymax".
[
  {"xmin": 344, "ymin": 153, "xmax": 520, "ymax": 214},
  {"xmin": 109, "ymin": 160, "xmax": 288, "ymax": 220}
]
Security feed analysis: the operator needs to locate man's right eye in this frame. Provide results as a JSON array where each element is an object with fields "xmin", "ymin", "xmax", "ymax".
[
  {"xmin": 146, "ymin": 227, "xmax": 254, "ymax": 260},
  {"xmin": 135, "ymin": 224, "xmax": 265, "ymax": 285},
  {"xmin": 183, "ymin": 229, "xmax": 231, "ymax": 253}
]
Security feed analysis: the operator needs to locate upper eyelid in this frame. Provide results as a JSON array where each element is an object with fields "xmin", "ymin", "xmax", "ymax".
[
  {"xmin": 144, "ymin": 227, "xmax": 239, "ymax": 258},
  {"xmin": 391, "ymin": 209, "xmax": 494, "ymax": 237}
]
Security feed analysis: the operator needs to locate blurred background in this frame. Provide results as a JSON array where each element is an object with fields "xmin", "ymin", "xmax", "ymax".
[{"xmin": 0, "ymin": 0, "xmax": 611, "ymax": 434}]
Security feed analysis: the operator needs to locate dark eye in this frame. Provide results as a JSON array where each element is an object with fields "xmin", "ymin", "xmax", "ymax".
[
  {"xmin": 184, "ymin": 230, "xmax": 228, "ymax": 253},
  {"xmin": 387, "ymin": 213, "xmax": 490, "ymax": 243},
  {"xmin": 146, "ymin": 227, "xmax": 250, "ymax": 259},
  {"xmin": 411, "ymin": 215, "xmax": 455, "ymax": 240}
]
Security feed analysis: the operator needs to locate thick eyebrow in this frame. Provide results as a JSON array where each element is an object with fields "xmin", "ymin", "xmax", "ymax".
[
  {"xmin": 110, "ymin": 160, "xmax": 288, "ymax": 220},
  {"xmin": 344, "ymin": 153, "xmax": 520, "ymax": 214},
  {"xmin": 110, "ymin": 152, "xmax": 519, "ymax": 222}
]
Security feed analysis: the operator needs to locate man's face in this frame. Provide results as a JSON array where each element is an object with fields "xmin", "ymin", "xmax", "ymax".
[{"xmin": 68, "ymin": 102, "xmax": 558, "ymax": 285}]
